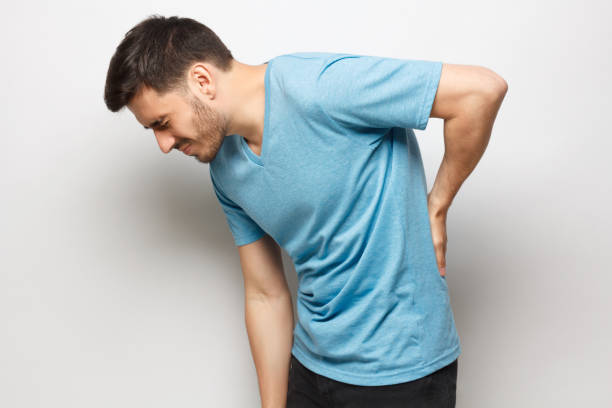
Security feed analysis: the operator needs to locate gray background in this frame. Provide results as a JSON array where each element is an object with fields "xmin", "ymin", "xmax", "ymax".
[{"xmin": 1, "ymin": 0, "xmax": 610, "ymax": 406}]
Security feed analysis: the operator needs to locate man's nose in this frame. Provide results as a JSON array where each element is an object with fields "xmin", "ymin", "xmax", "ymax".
[{"xmin": 153, "ymin": 129, "xmax": 177, "ymax": 154}]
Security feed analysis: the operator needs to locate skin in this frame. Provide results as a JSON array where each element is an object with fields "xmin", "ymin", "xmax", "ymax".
[{"xmin": 127, "ymin": 59, "xmax": 268, "ymax": 164}]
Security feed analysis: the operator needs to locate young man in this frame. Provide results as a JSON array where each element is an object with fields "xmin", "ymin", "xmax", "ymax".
[{"xmin": 104, "ymin": 15, "xmax": 507, "ymax": 408}]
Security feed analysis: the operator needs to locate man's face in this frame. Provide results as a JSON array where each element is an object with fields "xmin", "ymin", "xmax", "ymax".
[{"xmin": 127, "ymin": 84, "xmax": 228, "ymax": 164}]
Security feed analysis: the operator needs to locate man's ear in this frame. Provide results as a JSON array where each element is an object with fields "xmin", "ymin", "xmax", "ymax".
[{"xmin": 189, "ymin": 63, "xmax": 216, "ymax": 99}]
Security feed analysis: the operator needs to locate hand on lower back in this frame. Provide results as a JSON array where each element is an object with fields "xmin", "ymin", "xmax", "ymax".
[{"xmin": 427, "ymin": 192, "xmax": 448, "ymax": 277}]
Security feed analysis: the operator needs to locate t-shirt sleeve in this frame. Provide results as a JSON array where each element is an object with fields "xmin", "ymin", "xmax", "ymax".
[
  {"xmin": 316, "ymin": 54, "xmax": 443, "ymax": 131},
  {"xmin": 209, "ymin": 169, "xmax": 266, "ymax": 247}
]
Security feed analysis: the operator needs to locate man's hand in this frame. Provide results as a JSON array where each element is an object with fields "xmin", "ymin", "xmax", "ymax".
[{"xmin": 427, "ymin": 192, "xmax": 448, "ymax": 277}]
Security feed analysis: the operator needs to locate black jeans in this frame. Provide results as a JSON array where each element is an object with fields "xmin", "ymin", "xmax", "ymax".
[{"xmin": 286, "ymin": 354, "xmax": 457, "ymax": 408}]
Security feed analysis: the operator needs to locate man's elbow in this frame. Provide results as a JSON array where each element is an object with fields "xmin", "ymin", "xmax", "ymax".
[
  {"xmin": 479, "ymin": 67, "xmax": 508, "ymax": 101},
  {"xmin": 432, "ymin": 64, "xmax": 507, "ymax": 120},
  {"xmin": 455, "ymin": 68, "xmax": 507, "ymax": 122}
]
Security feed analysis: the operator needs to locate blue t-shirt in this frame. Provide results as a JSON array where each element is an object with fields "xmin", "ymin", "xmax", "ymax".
[{"xmin": 209, "ymin": 51, "xmax": 461, "ymax": 386}]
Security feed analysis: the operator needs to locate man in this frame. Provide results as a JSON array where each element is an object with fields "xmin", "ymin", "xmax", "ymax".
[{"xmin": 104, "ymin": 15, "xmax": 507, "ymax": 408}]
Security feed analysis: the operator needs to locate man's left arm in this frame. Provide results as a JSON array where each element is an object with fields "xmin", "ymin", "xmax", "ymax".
[{"xmin": 426, "ymin": 63, "xmax": 508, "ymax": 275}]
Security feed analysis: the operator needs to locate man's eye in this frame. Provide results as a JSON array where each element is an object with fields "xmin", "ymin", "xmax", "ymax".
[{"xmin": 158, "ymin": 122, "xmax": 169, "ymax": 130}]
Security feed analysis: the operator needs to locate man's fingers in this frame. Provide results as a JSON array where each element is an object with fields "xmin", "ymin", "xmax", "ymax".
[
  {"xmin": 428, "ymin": 202, "xmax": 448, "ymax": 277},
  {"xmin": 430, "ymin": 220, "xmax": 447, "ymax": 277},
  {"xmin": 436, "ymin": 247, "xmax": 446, "ymax": 277}
]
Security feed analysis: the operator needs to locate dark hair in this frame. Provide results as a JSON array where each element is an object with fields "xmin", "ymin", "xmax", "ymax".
[{"xmin": 104, "ymin": 15, "xmax": 234, "ymax": 112}]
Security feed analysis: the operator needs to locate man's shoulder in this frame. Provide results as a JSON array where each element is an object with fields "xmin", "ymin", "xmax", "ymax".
[
  {"xmin": 269, "ymin": 51, "xmax": 357, "ymax": 71},
  {"xmin": 274, "ymin": 51, "xmax": 342, "ymax": 60}
]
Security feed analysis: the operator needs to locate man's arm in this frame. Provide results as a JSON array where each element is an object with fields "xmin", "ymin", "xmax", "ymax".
[
  {"xmin": 238, "ymin": 234, "xmax": 294, "ymax": 408},
  {"xmin": 424, "ymin": 63, "xmax": 507, "ymax": 276},
  {"xmin": 428, "ymin": 63, "xmax": 508, "ymax": 214}
]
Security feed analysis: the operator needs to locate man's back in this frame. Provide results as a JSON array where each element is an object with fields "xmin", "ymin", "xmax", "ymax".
[{"xmin": 209, "ymin": 51, "xmax": 461, "ymax": 386}]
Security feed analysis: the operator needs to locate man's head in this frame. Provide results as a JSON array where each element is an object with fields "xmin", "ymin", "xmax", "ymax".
[{"xmin": 104, "ymin": 15, "xmax": 234, "ymax": 163}]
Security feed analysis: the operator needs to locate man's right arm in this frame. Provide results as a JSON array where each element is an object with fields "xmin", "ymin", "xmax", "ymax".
[{"xmin": 238, "ymin": 234, "xmax": 294, "ymax": 408}]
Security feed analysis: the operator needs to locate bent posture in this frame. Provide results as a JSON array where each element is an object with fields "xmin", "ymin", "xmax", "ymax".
[{"xmin": 104, "ymin": 14, "xmax": 507, "ymax": 408}]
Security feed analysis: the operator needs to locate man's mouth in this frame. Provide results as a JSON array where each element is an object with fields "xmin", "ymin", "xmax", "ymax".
[{"xmin": 180, "ymin": 144, "xmax": 191, "ymax": 155}]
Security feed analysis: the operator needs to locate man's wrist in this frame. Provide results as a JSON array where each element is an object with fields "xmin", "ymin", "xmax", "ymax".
[{"xmin": 427, "ymin": 191, "xmax": 451, "ymax": 216}]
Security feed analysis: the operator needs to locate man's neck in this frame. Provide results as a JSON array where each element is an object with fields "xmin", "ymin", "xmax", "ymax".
[{"xmin": 225, "ymin": 60, "xmax": 268, "ymax": 154}]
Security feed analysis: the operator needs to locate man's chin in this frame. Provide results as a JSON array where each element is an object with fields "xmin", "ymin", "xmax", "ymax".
[{"xmin": 193, "ymin": 152, "xmax": 213, "ymax": 164}]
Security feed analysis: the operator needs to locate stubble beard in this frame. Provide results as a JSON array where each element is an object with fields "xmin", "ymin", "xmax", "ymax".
[{"xmin": 189, "ymin": 95, "xmax": 228, "ymax": 164}]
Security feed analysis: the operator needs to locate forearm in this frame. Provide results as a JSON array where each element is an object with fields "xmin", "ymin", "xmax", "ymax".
[
  {"xmin": 429, "ymin": 90, "xmax": 507, "ymax": 214},
  {"xmin": 245, "ymin": 292, "xmax": 294, "ymax": 408}
]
